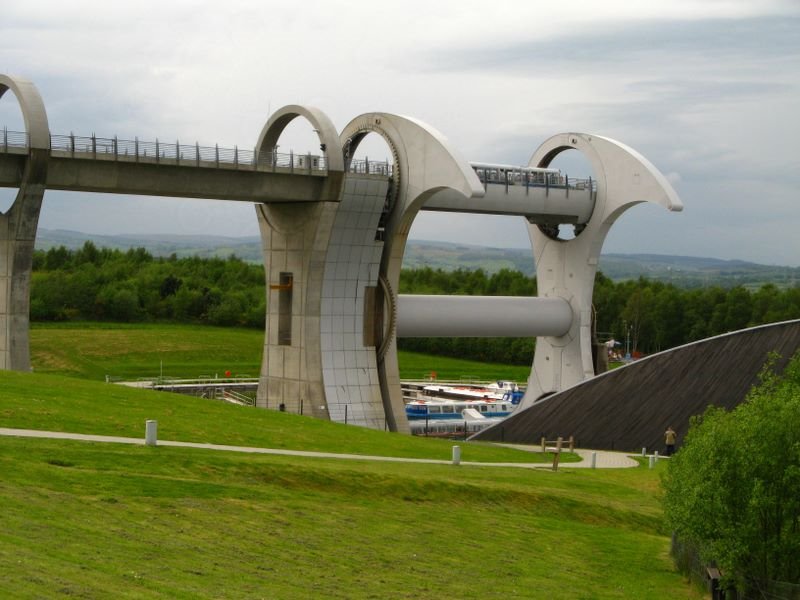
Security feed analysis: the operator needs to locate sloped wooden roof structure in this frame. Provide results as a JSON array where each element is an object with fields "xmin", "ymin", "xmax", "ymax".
[{"xmin": 471, "ymin": 320, "xmax": 800, "ymax": 452}]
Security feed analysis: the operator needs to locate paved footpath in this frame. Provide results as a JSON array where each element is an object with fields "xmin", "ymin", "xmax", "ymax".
[{"xmin": 0, "ymin": 427, "xmax": 639, "ymax": 469}]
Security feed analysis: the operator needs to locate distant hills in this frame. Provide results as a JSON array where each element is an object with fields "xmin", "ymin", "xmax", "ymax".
[
  {"xmin": 36, "ymin": 229, "xmax": 800, "ymax": 288},
  {"xmin": 36, "ymin": 229, "xmax": 264, "ymax": 262}
]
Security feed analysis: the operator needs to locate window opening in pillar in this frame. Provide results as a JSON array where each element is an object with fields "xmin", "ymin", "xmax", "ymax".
[{"xmin": 278, "ymin": 272, "xmax": 293, "ymax": 345}]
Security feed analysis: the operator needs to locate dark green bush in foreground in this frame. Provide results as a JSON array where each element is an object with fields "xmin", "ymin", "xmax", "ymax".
[{"xmin": 662, "ymin": 352, "xmax": 800, "ymax": 596}]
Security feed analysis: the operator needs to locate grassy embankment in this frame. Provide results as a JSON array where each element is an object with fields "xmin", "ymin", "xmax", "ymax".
[
  {"xmin": 1, "ymin": 322, "xmax": 702, "ymax": 598},
  {"xmin": 0, "ymin": 369, "xmax": 700, "ymax": 598},
  {"xmin": 30, "ymin": 321, "xmax": 533, "ymax": 383}
]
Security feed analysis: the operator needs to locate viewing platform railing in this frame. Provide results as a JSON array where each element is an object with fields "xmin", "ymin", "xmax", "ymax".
[{"xmin": 3, "ymin": 126, "xmax": 594, "ymax": 191}]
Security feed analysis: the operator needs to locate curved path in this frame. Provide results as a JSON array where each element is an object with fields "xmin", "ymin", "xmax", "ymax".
[{"xmin": 0, "ymin": 427, "xmax": 639, "ymax": 469}]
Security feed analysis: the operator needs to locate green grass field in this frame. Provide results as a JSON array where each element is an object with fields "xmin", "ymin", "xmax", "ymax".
[
  {"xmin": 30, "ymin": 322, "xmax": 264, "ymax": 381},
  {"xmin": 3, "ymin": 322, "xmax": 702, "ymax": 598},
  {"xmin": 31, "ymin": 322, "xmax": 532, "ymax": 383},
  {"xmin": 0, "ymin": 370, "xmax": 567, "ymax": 464},
  {"xmin": 0, "ymin": 373, "xmax": 700, "ymax": 599}
]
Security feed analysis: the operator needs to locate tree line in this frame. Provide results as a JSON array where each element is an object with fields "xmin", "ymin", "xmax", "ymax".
[
  {"xmin": 31, "ymin": 242, "xmax": 265, "ymax": 328},
  {"xmin": 29, "ymin": 245, "xmax": 800, "ymax": 363}
]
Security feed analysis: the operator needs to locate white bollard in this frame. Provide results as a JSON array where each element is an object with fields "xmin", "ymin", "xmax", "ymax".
[
  {"xmin": 654, "ymin": 451, "xmax": 659, "ymax": 463},
  {"xmin": 649, "ymin": 455, "xmax": 655, "ymax": 469},
  {"xmin": 145, "ymin": 420, "xmax": 158, "ymax": 447},
  {"xmin": 590, "ymin": 451, "xmax": 597, "ymax": 469},
  {"xmin": 452, "ymin": 445, "xmax": 461, "ymax": 466},
  {"xmin": 642, "ymin": 447, "xmax": 647, "ymax": 457}
]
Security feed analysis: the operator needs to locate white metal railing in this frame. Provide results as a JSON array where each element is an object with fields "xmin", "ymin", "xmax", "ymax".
[
  {"xmin": 2, "ymin": 127, "xmax": 330, "ymax": 174},
  {"xmin": 3, "ymin": 126, "xmax": 594, "ymax": 190},
  {"xmin": 471, "ymin": 162, "xmax": 596, "ymax": 192}
]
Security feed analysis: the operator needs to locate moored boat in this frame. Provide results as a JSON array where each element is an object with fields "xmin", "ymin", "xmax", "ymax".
[{"xmin": 405, "ymin": 382, "xmax": 523, "ymax": 421}]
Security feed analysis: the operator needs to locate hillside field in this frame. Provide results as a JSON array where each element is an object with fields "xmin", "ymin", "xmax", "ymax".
[
  {"xmin": 0, "ymin": 368, "xmax": 702, "ymax": 599},
  {"xmin": 30, "ymin": 322, "xmax": 533, "ymax": 383}
]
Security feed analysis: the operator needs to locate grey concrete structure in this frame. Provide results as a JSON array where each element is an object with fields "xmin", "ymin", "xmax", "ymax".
[
  {"xmin": 0, "ymin": 73, "xmax": 683, "ymax": 433},
  {"xmin": 0, "ymin": 75, "xmax": 49, "ymax": 371},
  {"xmin": 521, "ymin": 134, "xmax": 683, "ymax": 408},
  {"xmin": 397, "ymin": 295, "xmax": 572, "ymax": 338}
]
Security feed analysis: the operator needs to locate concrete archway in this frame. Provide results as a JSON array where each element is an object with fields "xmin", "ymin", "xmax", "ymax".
[
  {"xmin": 338, "ymin": 113, "xmax": 483, "ymax": 431},
  {"xmin": 0, "ymin": 74, "xmax": 50, "ymax": 371},
  {"xmin": 523, "ymin": 133, "xmax": 683, "ymax": 405},
  {"xmin": 253, "ymin": 105, "xmax": 344, "ymax": 419}
]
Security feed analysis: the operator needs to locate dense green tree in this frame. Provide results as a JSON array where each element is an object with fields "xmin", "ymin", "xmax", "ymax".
[
  {"xmin": 662, "ymin": 352, "xmax": 800, "ymax": 595},
  {"xmin": 28, "ymin": 249, "xmax": 800, "ymax": 363}
]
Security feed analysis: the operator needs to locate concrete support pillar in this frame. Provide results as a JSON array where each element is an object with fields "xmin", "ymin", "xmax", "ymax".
[
  {"xmin": 255, "ymin": 201, "xmax": 337, "ymax": 420},
  {"xmin": 254, "ymin": 105, "xmax": 345, "ymax": 420},
  {"xmin": 339, "ymin": 112, "xmax": 484, "ymax": 433},
  {"xmin": 255, "ymin": 106, "xmax": 396, "ymax": 430},
  {"xmin": 318, "ymin": 175, "xmax": 389, "ymax": 429},
  {"xmin": 523, "ymin": 133, "xmax": 682, "ymax": 406},
  {"xmin": 0, "ymin": 75, "xmax": 49, "ymax": 372}
]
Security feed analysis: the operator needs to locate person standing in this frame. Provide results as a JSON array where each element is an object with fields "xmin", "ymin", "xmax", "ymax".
[{"xmin": 664, "ymin": 426, "xmax": 677, "ymax": 456}]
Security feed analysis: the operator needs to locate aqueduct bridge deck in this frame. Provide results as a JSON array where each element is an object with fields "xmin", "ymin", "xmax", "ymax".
[{"xmin": 0, "ymin": 128, "xmax": 595, "ymax": 222}]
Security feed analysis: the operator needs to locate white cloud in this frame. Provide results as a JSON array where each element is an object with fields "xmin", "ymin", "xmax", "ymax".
[{"xmin": 1, "ymin": 1, "xmax": 799, "ymax": 264}]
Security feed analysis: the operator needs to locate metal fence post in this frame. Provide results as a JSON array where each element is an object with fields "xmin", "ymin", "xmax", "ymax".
[
  {"xmin": 92, "ymin": 133, "xmax": 96, "ymax": 159},
  {"xmin": 156, "ymin": 138, "xmax": 160, "ymax": 164},
  {"xmin": 176, "ymin": 140, "xmax": 180, "ymax": 165},
  {"xmin": 234, "ymin": 145, "xmax": 238, "ymax": 167},
  {"xmin": 3, "ymin": 126, "xmax": 6, "ymax": 152},
  {"xmin": 215, "ymin": 144, "xmax": 219, "ymax": 168},
  {"xmin": 134, "ymin": 136, "xmax": 138, "ymax": 162},
  {"xmin": 196, "ymin": 142, "xmax": 200, "ymax": 167},
  {"xmin": 113, "ymin": 136, "xmax": 118, "ymax": 160}
]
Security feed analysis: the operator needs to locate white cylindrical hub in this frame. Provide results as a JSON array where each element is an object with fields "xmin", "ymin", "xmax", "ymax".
[
  {"xmin": 397, "ymin": 295, "xmax": 573, "ymax": 338},
  {"xmin": 649, "ymin": 455, "xmax": 655, "ymax": 469},
  {"xmin": 145, "ymin": 420, "xmax": 158, "ymax": 446},
  {"xmin": 590, "ymin": 451, "xmax": 597, "ymax": 469},
  {"xmin": 452, "ymin": 445, "xmax": 461, "ymax": 466}
]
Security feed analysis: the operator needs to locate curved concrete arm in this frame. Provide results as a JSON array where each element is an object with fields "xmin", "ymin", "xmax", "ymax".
[
  {"xmin": 530, "ymin": 133, "xmax": 682, "ymax": 226},
  {"xmin": 0, "ymin": 74, "xmax": 49, "ymax": 372},
  {"xmin": 340, "ymin": 112, "xmax": 484, "ymax": 204},
  {"xmin": 0, "ymin": 74, "xmax": 50, "ymax": 150},
  {"xmin": 257, "ymin": 104, "xmax": 343, "ymax": 172}
]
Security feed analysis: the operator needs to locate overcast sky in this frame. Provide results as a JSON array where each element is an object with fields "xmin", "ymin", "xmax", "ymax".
[{"xmin": 1, "ymin": 0, "xmax": 799, "ymax": 264}]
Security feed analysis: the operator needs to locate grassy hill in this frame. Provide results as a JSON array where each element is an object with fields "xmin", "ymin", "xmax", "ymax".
[
  {"xmin": 30, "ymin": 322, "xmax": 533, "ymax": 383},
  {"xmin": 0, "ymin": 368, "xmax": 702, "ymax": 599}
]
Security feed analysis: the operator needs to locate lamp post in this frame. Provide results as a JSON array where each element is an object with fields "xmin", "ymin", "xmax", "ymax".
[{"xmin": 624, "ymin": 320, "xmax": 631, "ymax": 361}]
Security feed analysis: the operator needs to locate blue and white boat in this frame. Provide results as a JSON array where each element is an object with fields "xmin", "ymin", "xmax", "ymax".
[{"xmin": 405, "ymin": 381, "xmax": 524, "ymax": 421}]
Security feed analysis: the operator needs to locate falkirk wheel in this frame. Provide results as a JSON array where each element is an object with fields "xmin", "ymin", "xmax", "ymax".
[{"xmin": 0, "ymin": 74, "xmax": 683, "ymax": 433}]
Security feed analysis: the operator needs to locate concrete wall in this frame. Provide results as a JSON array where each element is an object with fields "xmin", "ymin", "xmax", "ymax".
[{"xmin": 320, "ymin": 175, "xmax": 389, "ymax": 429}]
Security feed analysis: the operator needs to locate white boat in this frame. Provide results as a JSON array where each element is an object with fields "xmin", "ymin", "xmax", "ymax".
[{"xmin": 405, "ymin": 381, "xmax": 523, "ymax": 421}]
